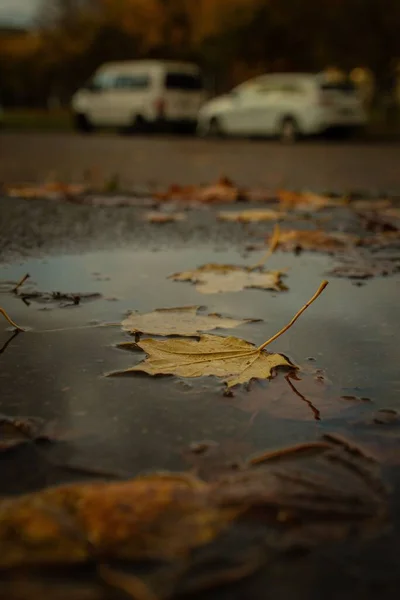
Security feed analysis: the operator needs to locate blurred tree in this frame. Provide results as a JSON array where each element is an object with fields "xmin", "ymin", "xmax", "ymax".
[{"xmin": 0, "ymin": 0, "xmax": 399, "ymax": 107}]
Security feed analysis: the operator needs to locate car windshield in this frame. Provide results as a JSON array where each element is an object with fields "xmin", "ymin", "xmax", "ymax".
[
  {"xmin": 165, "ymin": 72, "xmax": 203, "ymax": 91},
  {"xmin": 320, "ymin": 80, "xmax": 357, "ymax": 94}
]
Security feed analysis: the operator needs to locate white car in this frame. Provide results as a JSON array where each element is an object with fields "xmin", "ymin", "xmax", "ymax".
[
  {"xmin": 72, "ymin": 60, "xmax": 205, "ymax": 133},
  {"xmin": 197, "ymin": 73, "xmax": 367, "ymax": 141}
]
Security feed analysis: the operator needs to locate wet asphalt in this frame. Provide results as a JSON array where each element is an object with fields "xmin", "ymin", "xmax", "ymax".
[{"xmin": 0, "ymin": 133, "xmax": 400, "ymax": 599}]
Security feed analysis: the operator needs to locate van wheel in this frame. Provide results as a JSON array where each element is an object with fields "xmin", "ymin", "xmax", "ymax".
[
  {"xmin": 279, "ymin": 117, "xmax": 299, "ymax": 143},
  {"xmin": 126, "ymin": 115, "xmax": 148, "ymax": 134},
  {"xmin": 74, "ymin": 113, "xmax": 93, "ymax": 133},
  {"xmin": 207, "ymin": 117, "xmax": 224, "ymax": 138}
]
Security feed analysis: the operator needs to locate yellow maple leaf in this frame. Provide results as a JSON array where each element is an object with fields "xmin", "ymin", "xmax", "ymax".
[
  {"xmin": 121, "ymin": 306, "xmax": 259, "ymax": 337},
  {"xmin": 111, "ymin": 282, "xmax": 328, "ymax": 387}
]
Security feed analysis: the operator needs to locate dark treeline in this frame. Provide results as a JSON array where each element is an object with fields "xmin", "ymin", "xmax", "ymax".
[{"xmin": 0, "ymin": 0, "xmax": 399, "ymax": 107}]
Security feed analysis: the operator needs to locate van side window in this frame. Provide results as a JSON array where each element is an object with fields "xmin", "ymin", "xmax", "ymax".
[
  {"xmin": 165, "ymin": 73, "xmax": 203, "ymax": 91},
  {"xmin": 115, "ymin": 74, "xmax": 150, "ymax": 90},
  {"xmin": 88, "ymin": 72, "xmax": 116, "ymax": 91}
]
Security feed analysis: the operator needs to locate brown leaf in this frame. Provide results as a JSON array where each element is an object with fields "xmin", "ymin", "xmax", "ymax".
[
  {"xmin": 278, "ymin": 190, "xmax": 342, "ymax": 211},
  {"xmin": 169, "ymin": 264, "xmax": 286, "ymax": 294},
  {"xmin": 0, "ymin": 415, "xmax": 54, "ymax": 453},
  {"xmin": 121, "ymin": 306, "xmax": 259, "ymax": 337},
  {"xmin": 110, "ymin": 334, "xmax": 294, "ymax": 388},
  {"xmin": 218, "ymin": 209, "xmax": 285, "ymax": 223},
  {"xmin": 274, "ymin": 229, "xmax": 358, "ymax": 253},
  {"xmin": 143, "ymin": 212, "xmax": 186, "ymax": 224},
  {"xmin": 0, "ymin": 434, "xmax": 387, "ymax": 576}
]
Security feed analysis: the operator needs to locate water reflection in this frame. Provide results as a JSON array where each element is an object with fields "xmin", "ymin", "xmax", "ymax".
[{"xmin": 0, "ymin": 243, "xmax": 399, "ymax": 494}]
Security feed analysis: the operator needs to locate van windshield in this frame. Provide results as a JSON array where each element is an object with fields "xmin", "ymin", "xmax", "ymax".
[{"xmin": 165, "ymin": 73, "xmax": 203, "ymax": 91}]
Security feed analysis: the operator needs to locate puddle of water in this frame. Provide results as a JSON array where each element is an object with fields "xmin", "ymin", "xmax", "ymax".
[{"xmin": 0, "ymin": 244, "xmax": 399, "ymax": 494}]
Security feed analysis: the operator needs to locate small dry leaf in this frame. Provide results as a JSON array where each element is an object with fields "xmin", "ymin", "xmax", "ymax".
[
  {"xmin": 275, "ymin": 229, "xmax": 358, "ymax": 253},
  {"xmin": 278, "ymin": 190, "xmax": 341, "ymax": 211},
  {"xmin": 328, "ymin": 258, "xmax": 400, "ymax": 279},
  {"xmin": 6, "ymin": 182, "xmax": 86, "ymax": 201},
  {"xmin": 154, "ymin": 177, "xmax": 239, "ymax": 204},
  {"xmin": 121, "ymin": 306, "xmax": 259, "ymax": 337},
  {"xmin": 196, "ymin": 177, "xmax": 239, "ymax": 203},
  {"xmin": 351, "ymin": 199, "xmax": 392, "ymax": 211},
  {"xmin": 218, "ymin": 209, "xmax": 285, "ymax": 223},
  {"xmin": 111, "ymin": 334, "xmax": 294, "ymax": 388},
  {"xmin": 169, "ymin": 264, "xmax": 286, "ymax": 294},
  {"xmin": 0, "ymin": 415, "xmax": 55, "ymax": 452},
  {"xmin": 143, "ymin": 212, "xmax": 186, "ymax": 224}
]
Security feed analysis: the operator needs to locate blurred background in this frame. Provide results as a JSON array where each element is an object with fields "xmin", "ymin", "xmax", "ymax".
[{"xmin": 0, "ymin": 0, "xmax": 399, "ymax": 134}]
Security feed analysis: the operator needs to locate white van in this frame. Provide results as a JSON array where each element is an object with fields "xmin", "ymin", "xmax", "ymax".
[{"xmin": 71, "ymin": 60, "xmax": 205, "ymax": 133}]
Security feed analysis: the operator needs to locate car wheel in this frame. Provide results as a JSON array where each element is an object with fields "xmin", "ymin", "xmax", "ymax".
[
  {"xmin": 74, "ymin": 113, "xmax": 94, "ymax": 133},
  {"xmin": 124, "ymin": 115, "xmax": 148, "ymax": 135},
  {"xmin": 279, "ymin": 117, "xmax": 299, "ymax": 143},
  {"xmin": 207, "ymin": 117, "xmax": 224, "ymax": 138}
]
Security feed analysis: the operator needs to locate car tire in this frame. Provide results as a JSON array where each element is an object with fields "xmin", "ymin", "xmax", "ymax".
[
  {"xmin": 279, "ymin": 117, "xmax": 299, "ymax": 143},
  {"xmin": 207, "ymin": 117, "xmax": 224, "ymax": 138},
  {"xmin": 74, "ymin": 113, "xmax": 94, "ymax": 133}
]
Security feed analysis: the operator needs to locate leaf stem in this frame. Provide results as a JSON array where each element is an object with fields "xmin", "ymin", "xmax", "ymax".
[
  {"xmin": 257, "ymin": 280, "xmax": 328, "ymax": 352},
  {"xmin": 249, "ymin": 223, "xmax": 281, "ymax": 271},
  {"xmin": 0, "ymin": 307, "xmax": 24, "ymax": 331},
  {"xmin": 12, "ymin": 273, "xmax": 30, "ymax": 293}
]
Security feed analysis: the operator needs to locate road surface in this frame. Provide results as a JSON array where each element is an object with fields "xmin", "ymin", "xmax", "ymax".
[{"xmin": 0, "ymin": 132, "xmax": 399, "ymax": 191}]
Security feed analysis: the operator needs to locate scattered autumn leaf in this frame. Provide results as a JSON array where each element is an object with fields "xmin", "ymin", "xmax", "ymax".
[
  {"xmin": 328, "ymin": 257, "xmax": 400, "ymax": 279},
  {"xmin": 143, "ymin": 212, "xmax": 186, "ymax": 224},
  {"xmin": 218, "ymin": 209, "xmax": 285, "ymax": 223},
  {"xmin": 112, "ymin": 333, "xmax": 294, "ymax": 388},
  {"xmin": 6, "ymin": 182, "xmax": 86, "ymax": 201},
  {"xmin": 278, "ymin": 190, "xmax": 342, "ymax": 211},
  {"xmin": 361, "ymin": 231, "xmax": 400, "ymax": 249},
  {"xmin": 351, "ymin": 199, "xmax": 392, "ymax": 212},
  {"xmin": 272, "ymin": 229, "xmax": 358, "ymax": 253},
  {"xmin": 111, "ymin": 282, "xmax": 327, "ymax": 387},
  {"xmin": 121, "ymin": 306, "xmax": 259, "ymax": 337},
  {"xmin": 357, "ymin": 208, "xmax": 400, "ymax": 233},
  {"xmin": 0, "ymin": 473, "xmax": 240, "ymax": 569},
  {"xmin": 169, "ymin": 264, "xmax": 286, "ymax": 294},
  {"xmin": 196, "ymin": 176, "xmax": 239, "ymax": 203},
  {"xmin": 154, "ymin": 177, "xmax": 240, "ymax": 204},
  {"xmin": 0, "ymin": 432, "xmax": 387, "ymax": 583},
  {"xmin": 0, "ymin": 415, "xmax": 55, "ymax": 452}
]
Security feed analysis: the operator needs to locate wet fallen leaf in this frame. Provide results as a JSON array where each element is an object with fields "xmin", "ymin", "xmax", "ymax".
[
  {"xmin": 196, "ymin": 176, "xmax": 239, "ymax": 203},
  {"xmin": 19, "ymin": 291, "xmax": 102, "ymax": 308},
  {"xmin": 0, "ymin": 433, "xmax": 387, "ymax": 586},
  {"xmin": 169, "ymin": 264, "xmax": 286, "ymax": 294},
  {"xmin": 358, "ymin": 207, "xmax": 400, "ymax": 235},
  {"xmin": 112, "ymin": 333, "xmax": 294, "ymax": 388},
  {"xmin": 154, "ymin": 177, "xmax": 240, "ymax": 204},
  {"xmin": 278, "ymin": 190, "xmax": 342, "ymax": 211},
  {"xmin": 143, "ymin": 212, "xmax": 186, "ymax": 224},
  {"xmin": 0, "ymin": 415, "xmax": 54, "ymax": 452},
  {"xmin": 0, "ymin": 473, "xmax": 240, "ymax": 569},
  {"xmin": 6, "ymin": 182, "xmax": 86, "ymax": 201},
  {"xmin": 111, "ymin": 282, "xmax": 327, "ymax": 387},
  {"xmin": 121, "ymin": 306, "xmax": 259, "ymax": 337},
  {"xmin": 351, "ymin": 199, "xmax": 392, "ymax": 211},
  {"xmin": 361, "ymin": 231, "xmax": 400, "ymax": 249},
  {"xmin": 273, "ymin": 229, "xmax": 358, "ymax": 253},
  {"xmin": 328, "ymin": 257, "xmax": 400, "ymax": 279},
  {"xmin": 218, "ymin": 209, "xmax": 285, "ymax": 223}
]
